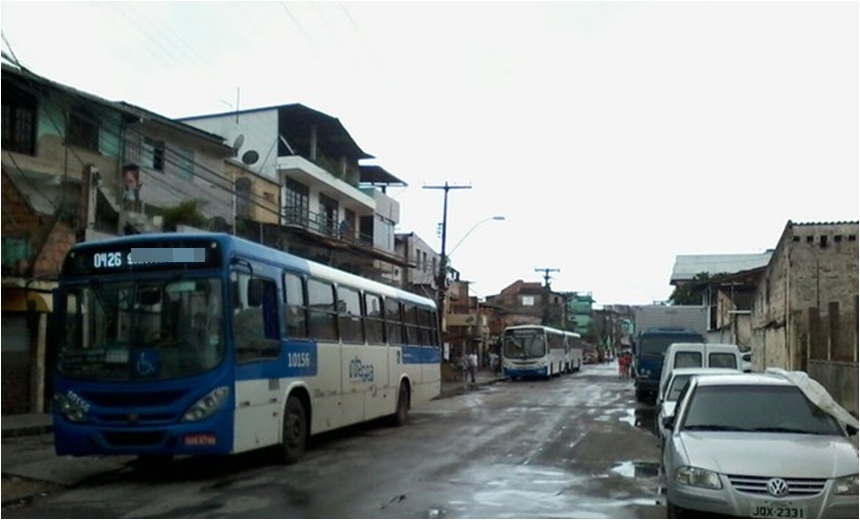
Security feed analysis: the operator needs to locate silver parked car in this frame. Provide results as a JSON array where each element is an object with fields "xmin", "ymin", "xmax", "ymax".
[
  {"xmin": 656, "ymin": 367, "xmax": 741, "ymax": 442},
  {"xmin": 661, "ymin": 371, "xmax": 859, "ymax": 518}
]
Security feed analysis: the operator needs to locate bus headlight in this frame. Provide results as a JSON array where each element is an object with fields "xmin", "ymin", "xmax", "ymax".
[
  {"xmin": 54, "ymin": 393, "xmax": 89, "ymax": 423},
  {"xmin": 182, "ymin": 387, "xmax": 229, "ymax": 422}
]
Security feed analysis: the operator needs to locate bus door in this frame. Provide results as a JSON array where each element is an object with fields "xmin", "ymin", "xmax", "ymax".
[{"xmin": 232, "ymin": 270, "xmax": 283, "ymax": 452}]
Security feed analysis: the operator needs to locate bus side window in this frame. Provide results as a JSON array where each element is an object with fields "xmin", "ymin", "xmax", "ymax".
[
  {"xmin": 337, "ymin": 286, "xmax": 364, "ymax": 344},
  {"xmin": 402, "ymin": 303, "xmax": 419, "ymax": 345},
  {"xmin": 364, "ymin": 293, "xmax": 385, "ymax": 344},
  {"xmin": 307, "ymin": 278, "xmax": 338, "ymax": 341},
  {"xmin": 233, "ymin": 273, "xmax": 280, "ymax": 363},
  {"xmin": 284, "ymin": 271, "xmax": 308, "ymax": 339},
  {"xmin": 385, "ymin": 297, "xmax": 404, "ymax": 345}
]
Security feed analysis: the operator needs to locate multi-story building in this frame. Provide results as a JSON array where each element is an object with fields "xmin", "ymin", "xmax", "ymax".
[
  {"xmin": 179, "ymin": 104, "xmax": 410, "ymax": 282},
  {"xmin": 394, "ymin": 231, "xmax": 439, "ymax": 299},
  {"xmin": 1, "ymin": 63, "xmax": 233, "ymax": 414},
  {"xmin": 485, "ymin": 279, "xmax": 566, "ymax": 329},
  {"xmin": 562, "ymin": 291, "xmax": 595, "ymax": 337}
]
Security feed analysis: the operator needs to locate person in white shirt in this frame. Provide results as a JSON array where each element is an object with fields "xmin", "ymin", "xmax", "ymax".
[{"xmin": 467, "ymin": 351, "xmax": 479, "ymax": 383}]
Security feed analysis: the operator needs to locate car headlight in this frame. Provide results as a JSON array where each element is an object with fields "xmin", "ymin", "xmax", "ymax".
[
  {"xmin": 54, "ymin": 393, "xmax": 90, "ymax": 423},
  {"xmin": 182, "ymin": 387, "xmax": 229, "ymax": 422},
  {"xmin": 638, "ymin": 368, "xmax": 650, "ymax": 377},
  {"xmin": 674, "ymin": 466, "xmax": 723, "ymax": 489},
  {"xmin": 833, "ymin": 474, "xmax": 859, "ymax": 495}
]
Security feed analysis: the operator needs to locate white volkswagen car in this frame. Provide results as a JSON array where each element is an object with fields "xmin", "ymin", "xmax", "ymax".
[
  {"xmin": 662, "ymin": 371, "xmax": 859, "ymax": 518},
  {"xmin": 656, "ymin": 367, "xmax": 741, "ymax": 442}
]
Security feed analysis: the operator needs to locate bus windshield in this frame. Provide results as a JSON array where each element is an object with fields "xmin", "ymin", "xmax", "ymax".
[
  {"xmin": 58, "ymin": 277, "xmax": 224, "ymax": 381},
  {"xmin": 503, "ymin": 330, "xmax": 547, "ymax": 359}
]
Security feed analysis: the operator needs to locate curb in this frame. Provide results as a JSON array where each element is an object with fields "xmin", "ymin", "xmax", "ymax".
[{"xmin": 1, "ymin": 425, "xmax": 53, "ymax": 440}]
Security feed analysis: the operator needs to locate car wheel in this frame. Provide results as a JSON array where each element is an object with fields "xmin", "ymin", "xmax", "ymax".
[{"xmin": 281, "ymin": 395, "xmax": 307, "ymax": 464}]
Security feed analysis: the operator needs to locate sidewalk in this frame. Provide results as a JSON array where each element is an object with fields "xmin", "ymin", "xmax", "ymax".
[{"xmin": 1, "ymin": 369, "xmax": 506, "ymax": 506}]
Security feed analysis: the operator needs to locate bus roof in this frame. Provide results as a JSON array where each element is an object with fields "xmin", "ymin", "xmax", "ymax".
[{"xmin": 64, "ymin": 232, "xmax": 436, "ymax": 308}]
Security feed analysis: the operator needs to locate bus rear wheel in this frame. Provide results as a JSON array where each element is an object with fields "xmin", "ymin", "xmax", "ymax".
[
  {"xmin": 389, "ymin": 381, "xmax": 409, "ymax": 427},
  {"xmin": 281, "ymin": 395, "xmax": 307, "ymax": 464}
]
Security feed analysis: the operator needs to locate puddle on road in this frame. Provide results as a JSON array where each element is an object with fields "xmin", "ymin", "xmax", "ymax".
[{"xmin": 610, "ymin": 461, "xmax": 661, "ymax": 479}]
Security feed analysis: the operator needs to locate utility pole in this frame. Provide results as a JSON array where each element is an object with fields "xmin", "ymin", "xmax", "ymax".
[
  {"xmin": 535, "ymin": 267, "xmax": 560, "ymax": 326},
  {"xmin": 424, "ymin": 182, "xmax": 472, "ymax": 336}
]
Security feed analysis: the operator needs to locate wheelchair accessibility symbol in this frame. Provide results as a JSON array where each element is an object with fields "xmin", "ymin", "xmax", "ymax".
[{"xmin": 133, "ymin": 350, "xmax": 159, "ymax": 377}]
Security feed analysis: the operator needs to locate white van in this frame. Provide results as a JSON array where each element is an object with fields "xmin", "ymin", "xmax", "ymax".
[{"xmin": 657, "ymin": 343, "xmax": 743, "ymax": 401}]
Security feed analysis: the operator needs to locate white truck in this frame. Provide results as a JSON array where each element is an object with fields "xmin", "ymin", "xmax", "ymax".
[{"xmin": 632, "ymin": 305, "xmax": 709, "ymax": 404}]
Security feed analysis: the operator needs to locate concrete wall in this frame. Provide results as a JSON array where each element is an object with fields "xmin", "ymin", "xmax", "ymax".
[{"xmin": 752, "ymin": 221, "xmax": 859, "ymax": 415}]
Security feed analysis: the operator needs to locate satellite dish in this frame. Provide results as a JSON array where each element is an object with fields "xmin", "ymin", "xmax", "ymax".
[
  {"xmin": 232, "ymin": 134, "xmax": 245, "ymax": 152},
  {"xmin": 241, "ymin": 150, "xmax": 260, "ymax": 165}
]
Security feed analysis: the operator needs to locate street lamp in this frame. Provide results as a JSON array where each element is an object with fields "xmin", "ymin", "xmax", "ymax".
[{"xmin": 447, "ymin": 216, "xmax": 506, "ymax": 258}]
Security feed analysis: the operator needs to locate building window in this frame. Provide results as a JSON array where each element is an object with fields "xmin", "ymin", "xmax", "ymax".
[
  {"xmin": 1, "ymin": 85, "xmax": 36, "ymax": 155},
  {"xmin": 319, "ymin": 193, "xmax": 338, "ymax": 235},
  {"xmin": 284, "ymin": 178, "xmax": 309, "ymax": 226},
  {"xmin": 235, "ymin": 177, "xmax": 252, "ymax": 219},
  {"xmin": 174, "ymin": 145, "xmax": 194, "ymax": 180},
  {"xmin": 67, "ymin": 109, "xmax": 100, "ymax": 152},
  {"xmin": 144, "ymin": 138, "xmax": 165, "ymax": 171}
]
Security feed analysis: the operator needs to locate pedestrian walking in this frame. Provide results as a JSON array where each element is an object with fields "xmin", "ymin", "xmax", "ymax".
[
  {"xmin": 489, "ymin": 351, "xmax": 500, "ymax": 375},
  {"xmin": 618, "ymin": 350, "xmax": 631, "ymax": 379},
  {"xmin": 467, "ymin": 350, "xmax": 478, "ymax": 383}
]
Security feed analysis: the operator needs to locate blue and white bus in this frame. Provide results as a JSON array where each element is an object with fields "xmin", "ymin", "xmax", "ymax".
[
  {"xmin": 51, "ymin": 233, "xmax": 441, "ymax": 463},
  {"xmin": 501, "ymin": 325, "xmax": 583, "ymax": 379}
]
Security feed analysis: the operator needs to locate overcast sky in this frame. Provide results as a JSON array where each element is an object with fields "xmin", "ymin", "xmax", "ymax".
[{"xmin": 2, "ymin": 1, "xmax": 858, "ymax": 305}]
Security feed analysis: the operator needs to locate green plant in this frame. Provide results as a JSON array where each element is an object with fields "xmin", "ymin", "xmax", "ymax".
[{"xmin": 160, "ymin": 200, "xmax": 207, "ymax": 231}]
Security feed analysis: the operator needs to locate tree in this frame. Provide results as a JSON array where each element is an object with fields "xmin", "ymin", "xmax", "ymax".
[
  {"xmin": 668, "ymin": 272, "xmax": 715, "ymax": 305},
  {"xmin": 160, "ymin": 200, "xmax": 207, "ymax": 231}
]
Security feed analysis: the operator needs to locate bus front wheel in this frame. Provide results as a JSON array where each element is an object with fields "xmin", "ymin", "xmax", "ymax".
[{"xmin": 281, "ymin": 395, "xmax": 307, "ymax": 464}]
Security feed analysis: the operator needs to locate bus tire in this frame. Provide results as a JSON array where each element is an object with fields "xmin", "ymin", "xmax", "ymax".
[
  {"xmin": 281, "ymin": 395, "xmax": 307, "ymax": 464},
  {"xmin": 390, "ymin": 381, "xmax": 410, "ymax": 427}
]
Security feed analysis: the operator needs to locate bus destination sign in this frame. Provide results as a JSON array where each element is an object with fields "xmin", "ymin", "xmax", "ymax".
[{"xmin": 64, "ymin": 241, "xmax": 222, "ymax": 276}]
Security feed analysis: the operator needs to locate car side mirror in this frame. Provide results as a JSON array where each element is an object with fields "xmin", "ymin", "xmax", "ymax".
[
  {"xmin": 662, "ymin": 415, "xmax": 675, "ymax": 430},
  {"xmin": 846, "ymin": 425, "xmax": 858, "ymax": 437}
]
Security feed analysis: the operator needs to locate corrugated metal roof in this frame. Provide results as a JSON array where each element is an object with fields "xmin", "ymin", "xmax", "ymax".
[
  {"xmin": 670, "ymin": 253, "xmax": 773, "ymax": 284},
  {"xmin": 790, "ymin": 220, "xmax": 859, "ymax": 227}
]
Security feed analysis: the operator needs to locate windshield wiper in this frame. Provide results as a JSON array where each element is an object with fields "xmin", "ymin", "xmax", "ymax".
[
  {"xmin": 683, "ymin": 425, "xmax": 748, "ymax": 432},
  {"xmin": 750, "ymin": 427, "xmax": 821, "ymax": 435}
]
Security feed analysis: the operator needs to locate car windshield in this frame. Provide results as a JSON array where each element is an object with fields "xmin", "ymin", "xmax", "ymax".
[
  {"xmin": 57, "ymin": 278, "xmax": 225, "ymax": 381},
  {"xmin": 667, "ymin": 374, "xmax": 693, "ymax": 402},
  {"xmin": 681, "ymin": 384, "xmax": 844, "ymax": 435}
]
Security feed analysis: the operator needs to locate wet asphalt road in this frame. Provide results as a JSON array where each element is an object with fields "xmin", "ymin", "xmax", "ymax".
[{"xmin": 2, "ymin": 363, "xmax": 666, "ymax": 519}]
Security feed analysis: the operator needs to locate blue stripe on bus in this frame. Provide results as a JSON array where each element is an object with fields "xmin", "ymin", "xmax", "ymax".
[
  {"xmin": 402, "ymin": 345, "xmax": 441, "ymax": 364},
  {"xmin": 235, "ymin": 342, "xmax": 318, "ymax": 380}
]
